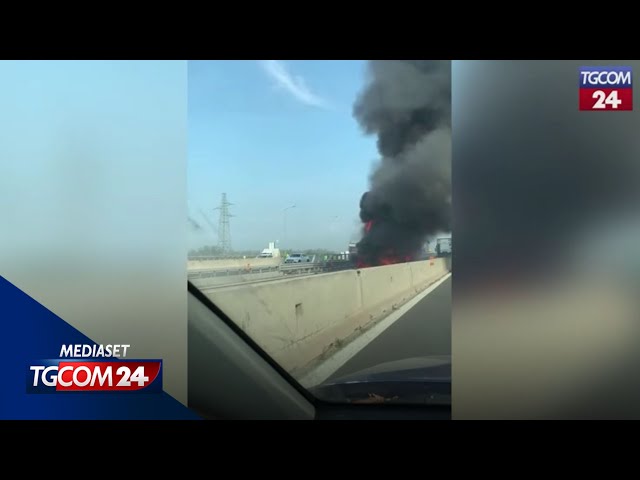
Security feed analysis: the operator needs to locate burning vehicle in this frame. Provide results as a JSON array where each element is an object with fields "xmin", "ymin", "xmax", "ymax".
[
  {"xmin": 352, "ymin": 61, "xmax": 451, "ymax": 268},
  {"xmin": 354, "ymin": 192, "xmax": 418, "ymax": 268}
]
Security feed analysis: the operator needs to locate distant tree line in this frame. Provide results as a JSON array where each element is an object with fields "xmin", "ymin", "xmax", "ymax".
[
  {"xmin": 188, "ymin": 245, "xmax": 343, "ymax": 259},
  {"xmin": 301, "ymin": 248, "xmax": 338, "ymax": 256},
  {"xmin": 188, "ymin": 245, "xmax": 260, "ymax": 258}
]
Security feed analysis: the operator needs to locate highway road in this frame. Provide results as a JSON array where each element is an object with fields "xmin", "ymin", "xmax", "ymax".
[{"xmin": 327, "ymin": 276, "xmax": 451, "ymax": 381}]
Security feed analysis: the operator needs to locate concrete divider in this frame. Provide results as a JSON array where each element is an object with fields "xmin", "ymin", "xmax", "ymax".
[
  {"xmin": 204, "ymin": 258, "xmax": 449, "ymax": 375},
  {"xmin": 207, "ymin": 270, "xmax": 362, "ymax": 373},
  {"xmin": 188, "ymin": 257, "xmax": 282, "ymax": 271},
  {"xmin": 358, "ymin": 262, "xmax": 414, "ymax": 320},
  {"xmin": 410, "ymin": 258, "xmax": 449, "ymax": 292}
]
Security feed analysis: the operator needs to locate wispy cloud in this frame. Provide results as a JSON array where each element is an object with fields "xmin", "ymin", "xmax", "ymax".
[{"xmin": 260, "ymin": 60, "xmax": 329, "ymax": 109}]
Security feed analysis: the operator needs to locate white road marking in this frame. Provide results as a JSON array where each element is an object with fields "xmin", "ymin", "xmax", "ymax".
[{"xmin": 299, "ymin": 272, "xmax": 452, "ymax": 388}]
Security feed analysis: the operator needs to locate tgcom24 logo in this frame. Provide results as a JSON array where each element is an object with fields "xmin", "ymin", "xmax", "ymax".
[
  {"xmin": 579, "ymin": 66, "xmax": 633, "ymax": 111},
  {"xmin": 27, "ymin": 344, "xmax": 163, "ymax": 393}
]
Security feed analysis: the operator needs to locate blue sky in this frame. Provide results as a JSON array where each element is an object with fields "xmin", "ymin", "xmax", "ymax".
[{"xmin": 188, "ymin": 60, "xmax": 378, "ymax": 252}]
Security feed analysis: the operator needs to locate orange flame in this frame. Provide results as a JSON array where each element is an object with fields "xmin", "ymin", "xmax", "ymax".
[{"xmin": 365, "ymin": 220, "xmax": 373, "ymax": 233}]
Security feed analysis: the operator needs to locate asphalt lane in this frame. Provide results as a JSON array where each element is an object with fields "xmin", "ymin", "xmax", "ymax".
[{"xmin": 328, "ymin": 276, "xmax": 451, "ymax": 380}]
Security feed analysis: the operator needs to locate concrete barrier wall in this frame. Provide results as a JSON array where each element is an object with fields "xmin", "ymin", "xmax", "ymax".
[
  {"xmin": 359, "ymin": 262, "xmax": 414, "ymax": 312},
  {"xmin": 188, "ymin": 257, "xmax": 282, "ymax": 271},
  {"xmin": 410, "ymin": 258, "xmax": 449, "ymax": 290},
  {"xmin": 207, "ymin": 270, "xmax": 361, "ymax": 373},
  {"xmin": 204, "ymin": 258, "xmax": 448, "ymax": 375},
  {"xmin": 357, "ymin": 259, "xmax": 448, "ymax": 323}
]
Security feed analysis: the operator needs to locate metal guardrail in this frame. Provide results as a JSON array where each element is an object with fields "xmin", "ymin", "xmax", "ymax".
[
  {"xmin": 188, "ymin": 260, "xmax": 356, "ymax": 280},
  {"xmin": 279, "ymin": 262, "xmax": 324, "ymax": 274},
  {"xmin": 188, "ymin": 264, "xmax": 325, "ymax": 278},
  {"xmin": 280, "ymin": 260, "xmax": 355, "ymax": 274},
  {"xmin": 188, "ymin": 255, "xmax": 258, "ymax": 261},
  {"xmin": 188, "ymin": 265, "xmax": 281, "ymax": 279},
  {"xmin": 189, "ymin": 257, "xmax": 447, "ymax": 284}
]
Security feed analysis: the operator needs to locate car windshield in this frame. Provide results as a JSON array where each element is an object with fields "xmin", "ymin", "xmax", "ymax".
[{"xmin": 187, "ymin": 60, "xmax": 451, "ymax": 406}]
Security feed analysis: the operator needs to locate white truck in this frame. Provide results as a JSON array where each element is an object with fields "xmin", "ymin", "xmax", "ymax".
[
  {"xmin": 436, "ymin": 238, "xmax": 452, "ymax": 256},
  {"xmin": 257, "ymin": 242, "xmax": 281, "ymax": 258}
]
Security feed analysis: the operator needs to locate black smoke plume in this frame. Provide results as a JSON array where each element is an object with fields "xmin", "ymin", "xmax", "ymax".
[{"xmin": 354, "ymin": 60, "xmax": 451, "ymax": 266}]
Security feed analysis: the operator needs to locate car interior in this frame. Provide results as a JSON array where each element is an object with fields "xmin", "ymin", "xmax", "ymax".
[{"xmin": 187, "ymin": 282, "xmax": 451, "ymax": 420}]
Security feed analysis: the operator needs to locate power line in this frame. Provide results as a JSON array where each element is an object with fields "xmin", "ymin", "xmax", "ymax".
[
  {"xmin": 188, "ymin": 216, "xmax": 203, "ymax": 230},
  {"xmin": 199, "ymin": 208, "xmax": 218, "ymax": 236}
]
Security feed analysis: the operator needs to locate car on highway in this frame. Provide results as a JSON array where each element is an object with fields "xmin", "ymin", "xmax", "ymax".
[{"xmin": 284, "ymin": 253, "xmax": 311, "ymax": 263}]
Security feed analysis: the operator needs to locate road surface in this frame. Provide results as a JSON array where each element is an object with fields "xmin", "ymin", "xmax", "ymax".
[{"xmin": 327, "ymin": 276, "xmax": 451, "ymax": 381}]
